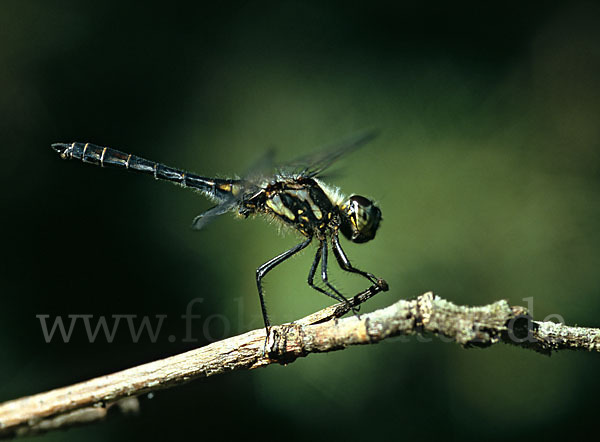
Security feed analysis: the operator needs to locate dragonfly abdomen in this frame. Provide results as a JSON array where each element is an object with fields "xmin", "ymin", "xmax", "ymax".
[{"xmin": 51, "ymin": 142, "xmax": 236, "ymax": 201}]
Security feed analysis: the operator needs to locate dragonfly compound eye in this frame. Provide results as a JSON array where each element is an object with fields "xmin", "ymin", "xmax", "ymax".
[{"xmin": 340, "ymin": 195, "xmax": 382, "ymax": 243}]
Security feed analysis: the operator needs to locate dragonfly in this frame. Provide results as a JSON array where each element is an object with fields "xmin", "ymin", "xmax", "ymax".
[{"xmin": 51, "ymin": 132, "xmax": 388, "ymax": 336}]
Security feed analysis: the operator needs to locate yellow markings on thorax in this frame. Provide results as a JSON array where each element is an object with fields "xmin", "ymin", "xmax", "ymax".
[
  {"xmin": 266, "ymin": 194, "xmax": 296, "ymax": 221},
  {"xmin": 311, "ymin": 205, "xmax": 323, "ymax": 220},
  {"xmin": 286, "ymin": 189, "xmax": 323, "ymax": 220}
]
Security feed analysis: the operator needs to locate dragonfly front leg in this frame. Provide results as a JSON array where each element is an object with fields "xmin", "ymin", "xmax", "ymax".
[
  {"xmin": 256, "ymin": 237, "xmax": 312, "ymax": 335},
  {"xmin": 331, "ymin": 232, "xmax": 380, "ymax": 286}
]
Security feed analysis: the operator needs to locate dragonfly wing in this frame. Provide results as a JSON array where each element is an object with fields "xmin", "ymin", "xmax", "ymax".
[
  {"xmin": 242, "ymin": 147, "xmax": 276, "ymax": 182},
  {"xmin": 191, "ymin": 198, "xmax": 239, "ymax": 230},
  {"xmin": 283, "ymin": 129, "xmax": 379, "ymax": 178}
]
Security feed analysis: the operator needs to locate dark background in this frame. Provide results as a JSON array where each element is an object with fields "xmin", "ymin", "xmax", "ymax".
[{"xmin": 1, "ymin": 1, "xmax": 599, "ymax": 440}]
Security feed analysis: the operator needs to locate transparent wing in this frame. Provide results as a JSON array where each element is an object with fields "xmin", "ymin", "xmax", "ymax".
[
  {"xmin": 190, "ymin": 150, "xmax": 275, "ymax": 231},
  {"xmin": 242, "ymin": 147, "xmax": 276, "ymax": 183},
  {"xmin": 282, "ymin": 129, "xmax": 379, "ymax": 178},
  {"xmin": 191, "ymin": 196, "xmax": 239, "ymax": 230}
]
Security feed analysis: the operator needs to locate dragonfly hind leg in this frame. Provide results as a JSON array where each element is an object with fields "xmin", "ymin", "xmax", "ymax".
[
  {"xmin": 256, "ymin": 237, "xmax": 313, "ymax": 335},
  {"xmin": 307, "ymin": 240, "xmax": 359, "ymax": 315}
]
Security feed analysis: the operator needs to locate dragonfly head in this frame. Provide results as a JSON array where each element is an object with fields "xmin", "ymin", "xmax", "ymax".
[{"xmin": 339, "ymin": 195, "xmax": 381, "ymax": 243}]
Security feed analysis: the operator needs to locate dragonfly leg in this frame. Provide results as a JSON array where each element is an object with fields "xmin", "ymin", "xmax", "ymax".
[
  {"xmin": 307, "ymin": 241, "xmax": 348, "ymax": 305},
  {"xmin": 320, "ymin": 239, "xmax": 359, "ymax": 315},
  {"xmin": 256, "ymin": 237, "xmax": 312, "ymax": 336},
  {"xmin": 331, "ymin": 233, "xmax": 379, "ymax": 286}
]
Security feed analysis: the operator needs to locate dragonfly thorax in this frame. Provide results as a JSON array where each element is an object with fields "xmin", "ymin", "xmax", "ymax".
[{"xmin": 252, "ymin": 178, "xmax": 340, "ymax": 238}]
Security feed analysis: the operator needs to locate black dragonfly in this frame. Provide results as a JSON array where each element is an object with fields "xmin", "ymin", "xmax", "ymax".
[{"xmin": 51, "ymin": 132, "xmax": 388, "ymax": 336}]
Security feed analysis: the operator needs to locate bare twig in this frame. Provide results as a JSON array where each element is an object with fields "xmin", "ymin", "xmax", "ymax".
[{"xmin": 1, "ymin": 289, "xmax": 598, "ymax": 438}]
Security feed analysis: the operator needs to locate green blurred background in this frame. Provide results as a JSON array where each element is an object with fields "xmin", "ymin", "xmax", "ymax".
[{"xmin": 1, "ymin": 0, "xmax": 599, "ymax": 440}]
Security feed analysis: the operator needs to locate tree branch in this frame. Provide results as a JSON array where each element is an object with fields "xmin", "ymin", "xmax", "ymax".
[{"xmin": 1, "ymin": 289, "xmax": 598, "ymax": 438}]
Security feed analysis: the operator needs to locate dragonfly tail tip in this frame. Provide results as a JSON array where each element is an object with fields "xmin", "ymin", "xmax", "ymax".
[{"xmin": 51, "ymin": 143, "xmax": 72, "ymax": 159}]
